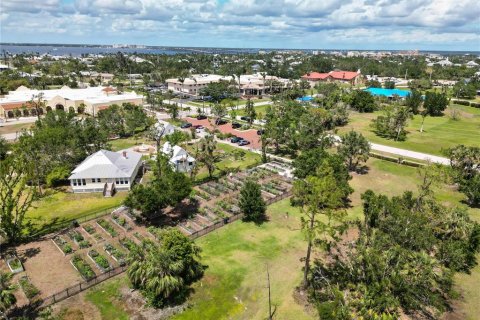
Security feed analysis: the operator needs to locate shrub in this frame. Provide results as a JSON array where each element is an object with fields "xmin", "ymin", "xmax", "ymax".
[
  {"xmin": 19, "ymin": 276, "xmax": 40, "ymax": 299},
  {"xmin": 455, "ymin": 100, "xmax": 471, "ymax": 106}
]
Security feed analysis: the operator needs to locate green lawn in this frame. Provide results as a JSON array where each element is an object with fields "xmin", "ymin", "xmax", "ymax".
[
  {"xmin": 337, "ymin": 104, "xmax": 480, "ymax": 156},
  {"xmin": 237, "ymin": 104, "xmax": 270, "ymax": 118},
  {"xmin": 86, "ymin": 276, "xmax": 129, "ymax": 320},
  {"xmin": 27, "ymin": 190, "xmax": 127, "ymax": 227},
  {"xmin": 172, "ymin": 198, "xmax": 314, "ymax": 320},
  {"xmin": 187, "ymin": 142, "xmax": 262, "ymax": 181}
]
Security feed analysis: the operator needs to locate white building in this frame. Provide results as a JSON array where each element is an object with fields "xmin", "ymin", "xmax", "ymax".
[
  {"xmin": 0, "ymin": 86, "xmax": 143, "ymax": 119},
  {"xmin": 162, "ymin": 142, "xmax": 195, "ymax": 173},
  {"xmin": 69, "ymin": 149, "xmax": 142, "ymax": 195},
  {"xmin": 166, "ymin": 73, "xmax": 290, "ymax": 97}
]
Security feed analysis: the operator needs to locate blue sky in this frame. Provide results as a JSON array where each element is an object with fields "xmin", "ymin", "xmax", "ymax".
[{"xmin": 1, "ymin": 0, "xmax": 479, "ymax": 51}]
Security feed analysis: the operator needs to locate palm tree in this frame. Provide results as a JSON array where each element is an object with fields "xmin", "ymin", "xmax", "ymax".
[
  {"xmin": 0, "ymin": 271, "xmax": 17, "ymax": 313},
  {"xmin": 127, "ymin": 240, "xmax": 184, "ymax": 305}
]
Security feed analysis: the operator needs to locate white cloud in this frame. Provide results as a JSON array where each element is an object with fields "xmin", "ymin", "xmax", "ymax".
[{"xmin": 0, "ymin": 0, "xmax": 479, "ymax": 49}]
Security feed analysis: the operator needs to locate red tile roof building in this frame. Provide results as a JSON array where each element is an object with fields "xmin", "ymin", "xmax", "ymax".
[{"xmin": 302, "ymin": 70, "xmax": 363, "ymax": 86}]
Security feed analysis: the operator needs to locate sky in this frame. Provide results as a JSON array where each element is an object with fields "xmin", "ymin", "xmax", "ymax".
[{"xmin": 1, "ymin": 0, "xmax": 479, "ymax": 51}]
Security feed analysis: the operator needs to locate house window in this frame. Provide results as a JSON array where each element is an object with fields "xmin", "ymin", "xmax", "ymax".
[
  {"xmin": 97, "ymin": 178, "xmax": 101, "ymax": 183},
  {"xmin": 91, "ymin": 178, "xmax": 96, "ymax": 183},
  {"xmin": 81, "ymin": 179, "xmax": 86, "ymax": 186},
  {"xmin": 72, "ymin": 180, "xmax": 77, "ymax": 186}
]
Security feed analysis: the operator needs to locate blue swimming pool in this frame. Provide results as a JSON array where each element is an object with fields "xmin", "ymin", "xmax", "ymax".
[
  {"xmin": 297, "ymin": 96, "xmax": 313, "ymax": 102},
  {"xmin": 364, "ymin": 87, "xmax": 411, "ymax": 98}
]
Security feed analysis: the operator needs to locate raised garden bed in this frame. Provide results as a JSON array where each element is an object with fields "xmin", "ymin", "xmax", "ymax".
[
  {"xmin": 71, "ymin": 255, "xmax": 95, "ymax": 281},
  {"xmin": 52, "ymin": 236, "xmax": 74, "ymax": 255},
  {"xmin": 83, "ymin": 224, "xmax": 96, "ymax": 235},
  {"xmin": 67, "ymin": 230, "xmax": 90, "ymax": 248},
  {"xmin": 6, "ymin": 256, "xmax": 24, "ymax": 274},
  {"xmin": 112, "ymin": 213, "xmax": 132, "ymax": 231},
  {"xmin": 19, "ymin": 276, "xmax": 40, "ymax": 300},
  {"xmin": 88, "ymin": 249, "xmax": 111, "ymax": 272},
  {"xmin": 119, "ymin": 237, "xmax": 137, "ymax": 252},
  {"xmin": 97, "ymin": 219, "xmax": 118, "ymax": 237},
  {"xmin": 104, "ymin": 244, "xmax": 126, "ymax": 266}
]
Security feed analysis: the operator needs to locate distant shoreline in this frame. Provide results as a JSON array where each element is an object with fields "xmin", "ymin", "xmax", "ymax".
[{"xmin": 1, "ymin": 43, "xmax": 478, "ymax": 55}]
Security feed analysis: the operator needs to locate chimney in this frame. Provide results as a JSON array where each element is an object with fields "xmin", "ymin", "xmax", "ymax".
[{"xmin": 122, "ymin": 151, "xmax": 127, "ymax": 158}]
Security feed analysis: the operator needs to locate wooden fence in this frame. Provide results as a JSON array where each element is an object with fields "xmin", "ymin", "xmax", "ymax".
[{"xmin": 25, "ymin": 191, "xmax": 292, "ymax": 310}]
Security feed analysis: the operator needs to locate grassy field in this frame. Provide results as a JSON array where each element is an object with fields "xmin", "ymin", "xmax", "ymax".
[
  {"xmin": 53, "ymin": 158, "xmax": 479, "ymax": 319},
  {"xmin": 337, "ymin": 104, "xmax": 480, "ymax": 156},
  {"xmin": 186, "ymin": 142, "xmax": 262, "ymax": 181},
  {"xmin": 237, "ymin": 104, "xmax": 270, "ymax": 118},
  {"xmin": 85, "ymin": 277, "xmax": 130, "ymax": 320},
  {"xmin": 109, "ymin": 136, "xmax": 154, "ymax": 151},
  {"xmin": 27, "ymin": 190, "xmax": 128, "ymax": 227}
]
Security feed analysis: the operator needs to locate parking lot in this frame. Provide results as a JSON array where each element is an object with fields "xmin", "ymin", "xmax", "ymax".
[{"xmin": 184, "ymin": 117, "xmax": 262, "ymax": 149}]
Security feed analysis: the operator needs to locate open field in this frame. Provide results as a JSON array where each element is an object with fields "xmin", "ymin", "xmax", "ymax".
[
  {"xmin": 47, "ymin": 158, "xmax": 480, "ymax": 319},
  {"xmin": 337, "ymin": 104, "xmax": 480, "ymax": 156}
]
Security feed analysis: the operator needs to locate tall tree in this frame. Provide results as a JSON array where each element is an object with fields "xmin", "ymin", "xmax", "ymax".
[
  {"xmin": 244, "ymin": 98, "xmax": 256, "ymax": 125},
  {"xmin": 196, "ymin": 135, "xmax": 219, "ymax": 179},
  {"xmin": 239, "ymin": 180, "xmax": 266, "ymax": 223},
  {"xmin": 293, "ymin": 161, "xmax": 348, "ymax": 287},
  {"xmin": 424, "ymin": 92, "xmax": 449, "ymax": 116},
  {"xmin": 338, "ymin": 131, "xmax": 370, "ymax": 171},
  {"xmin": 405, "ymin": 90, "xmax": 423, "ymax": 114},
  {"xmin": 0, "ymin": 156, "xmax": 36, "ymax": 244},
  {"xmin": 350, "ymin": 90, "xmax": 376, "ymax": 113}
]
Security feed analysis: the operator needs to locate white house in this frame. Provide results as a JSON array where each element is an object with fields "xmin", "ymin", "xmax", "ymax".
[
  {"xmin": 162, "ymin": 142, "xmax": 195, "ymax": 173},
  {"xmin": 69, "ymin": 149, "xmax": 142, "ymax": 195}
]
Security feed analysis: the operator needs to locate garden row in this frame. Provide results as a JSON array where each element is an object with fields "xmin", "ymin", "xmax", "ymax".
[{"xmin": 179, "ymin": 166, "xmax": 292, "ymax": 235}]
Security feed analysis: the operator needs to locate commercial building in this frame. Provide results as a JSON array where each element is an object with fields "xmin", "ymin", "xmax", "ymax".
[
  {"xmin": 166, "ymin": 73, "xmax": 291, "ymax": 97},
  {"xmin": 301, "ymin": 70, "xmax": 363, "ymax": 87},
  {"xmin": 0, "ymin": 86, "xmax": 143, "ymax": 119}
]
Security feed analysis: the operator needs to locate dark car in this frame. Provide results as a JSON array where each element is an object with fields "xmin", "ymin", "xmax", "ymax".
[
  {"xmin": 232, "ymin": 122, "xmax": 241, "ymax": 129},
  {"xmin": 240, "ymin": 116, "xmax": 251, "ymax": 122},
  {"xmin": 215, "ymin": 118, "xmax": 227, "ymax": 125},
  {"xmin": 196, "ymin": 115, "xmax": 207, "ymax": 120},
  {"xmin": 230, "ymin": 136, "xmax": 242, "ymax": 143},
  {"xmin": 238, "ymin": 140, "xmax": 250, "ymax": 146},
  {"xmin": 257, "ymin": 129, "xmax": 265, "ymax": 135},
  {"xmin": 192, "ymin": 124, "xmax": 204, "ymax": 129},
  {"xmin": 181, "ymin": 122, "xmax": 192, "ymax": 128}
]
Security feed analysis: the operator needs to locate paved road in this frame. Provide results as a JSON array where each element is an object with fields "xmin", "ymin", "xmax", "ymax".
[
  {"xmin": 0, "ymin": 116, "xmax": 37, "ymax": 126},
  {"xmin": 1, "ymin": 132, "xmax": 18, "ymax": 141},
  {"xmin": 369, "ymin": 143, "xmax": 450, "ymax": 165}
]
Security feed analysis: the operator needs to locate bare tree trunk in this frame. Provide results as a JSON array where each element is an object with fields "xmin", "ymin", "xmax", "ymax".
[
  {"xmin": 303, "ymin": 213, "xmax": 315, "ymax": 287},
  {"xmin": 420, "ymin": 116, "xmax": 426, "ymax": 133}
]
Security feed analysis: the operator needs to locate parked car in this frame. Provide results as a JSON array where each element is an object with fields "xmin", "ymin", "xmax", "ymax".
[
  {"xmin": 257, "ymin": 129, "xmax": 265, "ymax": 135},
  {"xmin": 181, "ymin": 122, "xmax": 192, "ymax": 128},
  {"xmin": 215, "ymin": 118, "xmax": 227, "ymax": 125},
  {"xmin": 230, "ymin": 136, "xmax": 242, "ymax": 143},
  {"xmin": 232, "ymin": 122, "xmax": 241, "ymax": 129},
  {"xmin": 192, "ymin": 124, "xmax": 204, "ymax": 129},
  {"xmin": 196, "ymin": 115, "xmax": 207, "ymax": 120},
  {"xmin": 238, "ymin": 140, "xmax": 250, "ymax": 146},
  {"xmin": 240, "ymin": 116, "xmax": 251, "ymax": 122}
]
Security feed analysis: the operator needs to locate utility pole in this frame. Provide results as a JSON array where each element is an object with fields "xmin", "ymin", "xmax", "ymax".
[{"xmin": 266, "ymin": 264, "xmax": 275, "ymax": 320}]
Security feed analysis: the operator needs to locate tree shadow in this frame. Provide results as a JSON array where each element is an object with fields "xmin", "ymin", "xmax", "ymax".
[{"xmin": 354, "ymin": 165, "xmax": 370, "ymax": 175}]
